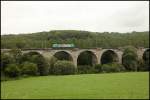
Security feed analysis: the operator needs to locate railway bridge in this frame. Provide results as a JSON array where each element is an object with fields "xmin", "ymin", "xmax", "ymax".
[
  {"xmin": 1, "ymin": 48, "xmax": 150, "ymax": 66},
  {"xmin": 1, "ymin": 47, "xmax": 149, "ymax": 67}
]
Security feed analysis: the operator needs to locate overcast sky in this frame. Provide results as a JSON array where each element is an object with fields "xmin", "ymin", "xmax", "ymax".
[{"xmin": 1, "ymin": 1, "xmax": 149, "ymax": 35}]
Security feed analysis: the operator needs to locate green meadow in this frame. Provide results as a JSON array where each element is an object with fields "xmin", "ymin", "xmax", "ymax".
[{"xmin": 1, "ymin": 72, "xmax": 149, "ymax": 99}]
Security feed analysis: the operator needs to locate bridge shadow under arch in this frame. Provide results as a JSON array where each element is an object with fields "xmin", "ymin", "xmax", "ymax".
[
  {"xmin": 101, "ymin": 50, "xmax": 119, "ymax": 64},
  {"xmin": 77, "ymin": 51, "xmax": 97, "ymax": 66},
  {"xmin": 53, "ymin": 51, "xmax": 73, "ymax": 61}
]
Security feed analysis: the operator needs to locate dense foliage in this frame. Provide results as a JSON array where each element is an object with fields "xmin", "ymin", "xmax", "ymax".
[
  {"xmin": 1, "ymin": 30, "xmax": 149, "ymax": 49},
  {"xmin": 94, "ymin": 64, "xmax": 102, "ymax": 73},
  {"xmin": 53, "ymin": 60, "xmax": 76, "ymax": 75},
  {"xmin": 122, "ymin": 46, "xmax": 139, "ymax": 71},
  {"xmin": 49, "ymin": 57, "xmax": 58, "ymax": 74},
  {"xmin": 21, "ymin": 52, "xmax": 49, "ymax": 76},
  {"xmin": 5, "ymin": 64, "xmax": 20, "ymax": 77},
  {"xmin": 21, "ymin": 62, "xmax": 38, "ymax": 76},
  {"xmin": 77, "ymin": 65, "xmax": 96, "ymax": 74},
  {"xmin": 101, "ymin": 63, "xmax": 125, "ymax": 73},
  {"xmin": 1, "ymin": 53, "xmax": 14, "ymax": 72}
]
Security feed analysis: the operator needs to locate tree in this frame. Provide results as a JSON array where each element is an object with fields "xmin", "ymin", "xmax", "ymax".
[
  {"xmin": 49, "ymin": 57, "xmax": 58, "ymax": 74},
  {"xmin": 21, "ymin": 52, "xmax": 49, "ymax": 76},
  {"xmin": 101, "ymin": 63, "xmax": 125, "ymax": 73},
  {"xmin": 16, "ymin": 41, "xmax": 26, "ymax": 49},
  {"xmin": 5, "ymin": 64, "xmax": 20, "ymax": 77},
  {"xmin": 94, "ymin": 64, "xmax": 102, "ymax": 73},
  {"xmin": 21, "ymin": 62, "xmax": 38, "ymax": 76},
  {"xmin": 1, "ymin": 53, "xmax": 14, "ymax": 72},
  {"xmin": 122, "ymin": 46, "xmax": 138, "ymax": 71},
  {"xmin": 9, "ymin": 48, "xmax": 22, "ymax": 64},
  {"xmin": 53, "ymin": 60, "xmax": 76, "ymax": 75},
  {"xmin": 1, "ymin": 30, "xmax": 149, "ymax": 49}
]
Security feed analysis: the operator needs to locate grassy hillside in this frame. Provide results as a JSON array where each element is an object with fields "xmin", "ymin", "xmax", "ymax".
[
  {"xmin": 1, "ymin": 72, "xmax": 149, "ymax": 99},
  {"xmin": 1, "ymin": 30, "xmax": 149, "ymax": 49}
]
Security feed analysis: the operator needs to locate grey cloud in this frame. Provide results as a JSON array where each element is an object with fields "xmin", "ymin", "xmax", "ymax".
[{"xmin": 1, "ymin": 1, "xmax": 149, "ymax": 35}]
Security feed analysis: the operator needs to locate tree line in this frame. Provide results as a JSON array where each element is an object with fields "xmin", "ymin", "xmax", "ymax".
[{"xmin": 1, "ymin": 30, "xmax": 149, "ymax": 49}]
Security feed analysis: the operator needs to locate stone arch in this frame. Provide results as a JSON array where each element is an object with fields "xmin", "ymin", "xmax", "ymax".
[
  {"xmin": 100, "ymin": 49, "xmax": 119, "ymax": 64},
  {"xmin": 22, "ymin": 50, "xmax": 43, "ymax": 55},
  {"xmin": 77, "ymin": 50, "xmax": 98, "ymax": 66},
  {"xmin": 21, "ymin": 51, "xmax": 47, "ymax": 75},
  {"xmin": 53, "ymin": 51, "xmax": 73, "ymax": 61},
  {"xmin": 22, "ymin": 51, "xmax": 43, "ymax": 57},
  {"xmin": 22, "ymin": 51, "xmax": 45, "ymax": 62}
]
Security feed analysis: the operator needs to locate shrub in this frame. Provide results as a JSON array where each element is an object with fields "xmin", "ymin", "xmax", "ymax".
[
  {"xmin": 53, "ymin": 60, "xmax": 76, "ymax": 75},
  {"xmin": 94, "ymin": 64, "xmax": 102, "ymax": 73},
  {"xmin": 122, "ymin": 53, "xmax": 138, "ymax": 71},
  {"xmin": 101, "ymin": 64, "xmax": 115, "ymax": 73},
  {"xmin": 21, "ymin": 62, "xmax": 38, "ymax": 76},
  {"xmin": 77, "ymin": 65, "xmax": 96, "ymax": 74},
  {"xmin": 122, "ymin": 46, "xmax": 138, "ymax": 71},
  {"xmin": 4, "ymin": 64, "xmax": 20, "ymax": 77},
  {"xmin": 36, "ymin": 57, "xmax": 49, "ymax": 76},
  {"xmin": 49, "ymin": 57, "xmax": 58, "ymax": 74},
  {"xmin": 101, "ymin": 63, "xmax": 125, "ymax": 73},
  {"xmin": 138, "ymin": 59, "xmax": 149, "ymax": 71},
  {"xmin": 1, "ymin": 53, "xmax": 14, "ymax": 72},
  {"xmin": 21, "ymin": 52, "xmax": 49, "ymax": 76}
]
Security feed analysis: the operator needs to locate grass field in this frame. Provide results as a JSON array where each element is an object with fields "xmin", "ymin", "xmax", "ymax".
[{"xmin": 1, "ymin": 72, "xmax": 149, "ymax": 99}]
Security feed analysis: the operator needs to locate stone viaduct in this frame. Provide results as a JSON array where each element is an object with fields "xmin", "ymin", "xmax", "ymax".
[{"xmin": 2, "ymin": 47, "xmax": 149, "ymax": 67}]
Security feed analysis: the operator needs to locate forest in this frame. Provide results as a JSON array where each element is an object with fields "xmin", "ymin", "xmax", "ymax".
[{"xmin": 1, "ymin": 30, "xmax": 149, "ymax": 49}]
